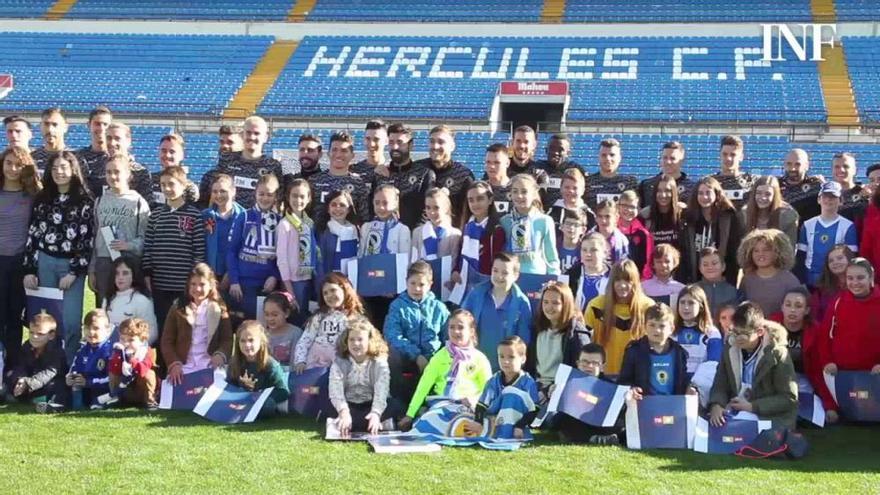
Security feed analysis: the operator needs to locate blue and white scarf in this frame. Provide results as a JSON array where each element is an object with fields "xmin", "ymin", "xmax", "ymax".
[
  {"xmin": 285, "ymin": 211, "xmax": 317, "ymax": 275},
  {"xmin": 420, "ymin": 222, "xmax": 446, "ymax": 261},
  {"xmin": 243, "ymin": 208, "xmax": 280, "ymax": 259},
  {"xmin": 365, "ymin": 217, "xmax": 398, "ymax": 255},
  {"xmin": 327, "ymin": 219, "xmax": 358, "ymax": 269},
  {"xmin": 461, "ymin": 216, "xmax": 487, "ymax": 272}
]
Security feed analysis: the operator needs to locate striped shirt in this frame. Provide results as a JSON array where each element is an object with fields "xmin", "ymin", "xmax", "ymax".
[{"xmin": 142, "ymin": 204, "xmax": 205, "ymax": 291}]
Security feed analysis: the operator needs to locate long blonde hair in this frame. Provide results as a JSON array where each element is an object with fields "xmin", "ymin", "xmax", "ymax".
[
  {"xmin": 510, "ymin": 173, "xmax": 543, "ymax": 212},
  {"xmin": 228, "ymin": 320, "xmax": 271, "ymax": 380},
  {"xmin": 595, "ymin": 259, "xmax": 646, "ymax": 344}
]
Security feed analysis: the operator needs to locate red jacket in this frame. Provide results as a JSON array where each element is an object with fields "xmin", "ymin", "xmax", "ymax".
[
  {"xmin": 860, "ymin": 203, "xmax": 880, "ymax": 284},
  {"xmin": 815, "ymin": 288, "xmax": 880, "ymax": 410},
  {"xmin": 769, "ymin": 312, "xmax": 823, "ymax": 404},
  {"xmin": 109, "ymin": 346, "xmax": 156, "ymax": 378},
  {"xmin": 618, "ymin": 217, "xmax": 654, "ymax": 280}
]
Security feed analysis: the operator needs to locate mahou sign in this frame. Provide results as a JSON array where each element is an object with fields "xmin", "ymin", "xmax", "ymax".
[{"xmin": 500, "ymin": 81, "xmax": 568, "ymax": 96}]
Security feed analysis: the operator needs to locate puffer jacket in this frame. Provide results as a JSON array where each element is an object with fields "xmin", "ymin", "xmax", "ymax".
[{"xmin": 383, "ymin": 290, "xmax": 450, "ymax": 360}]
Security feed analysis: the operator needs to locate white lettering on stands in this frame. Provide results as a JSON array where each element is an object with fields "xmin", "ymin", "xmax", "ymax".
[
  {"xmin": 514, "ymin": 48, "xmax": 550, "ymax": 79},
  {"xmin": 601, "ymin": 47, "xmax": 639, "ymax": 80},
  {"xmin": 472, "ymin": 47, "xmax": 513, "ymax": 79},
  {"xmin": 429, "ymin": 47, "xmax": 473, "ymax": 78},
  {"xmin": 345, "ymin": 46, "xmax": 391, "ymax": 77},
  {"xmin": 761, "ymin": 24, "xmax": 836, "ymax": 62},
  {"xmin": 385, "ymin": 47, "xmax": 431, "ymax": 77},
  {"xmin": 735, "ymin": 47, "xmax": 772, "ymax": 80},
  {"xmin": 304, "ymin": 46, "xmax": 352, "ymax": 77},
  {"xmin": 557, "ymin": 48, "xmax": 596, "ymax": 80},
  {"xmin": 672, "ymin": 47, "xmax": 709, "ymax": 80}
]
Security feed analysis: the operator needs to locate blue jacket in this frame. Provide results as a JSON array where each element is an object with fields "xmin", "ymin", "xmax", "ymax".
[
  {"xmin": 617, "ymin": 337, "xmax": 690, "ymax": 396},
  {"xmin": 384, "ymin": 291, "xmax": 450, "ymax": 360},
  {"xmin": 68, "ymin": 340, "xmax": 114, "ymax": 390},
  {"xmin": 226, "ymin": 207, "xmax": 282, "ymax": 286},
  {"xmin": 462, "ymin": 281, "xmax": 532, "ymax": 369},
  {"xmin": 202, "ymin": 202, "xmax": 245, "ymax": 277}
]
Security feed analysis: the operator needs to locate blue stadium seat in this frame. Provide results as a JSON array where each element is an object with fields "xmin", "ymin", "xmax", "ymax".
[
  {"xmin": 843, "ymin": 37, "xmax": 880, "ymax": 124},
  {"xmin": 67, "ymin": 1, "xmax": 294, "ymax": 21}
]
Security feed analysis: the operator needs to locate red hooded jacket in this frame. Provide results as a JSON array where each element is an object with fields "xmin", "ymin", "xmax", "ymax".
[{"xmin": 860, "ymin": 203, "xmax": 880, "ymax": 285}]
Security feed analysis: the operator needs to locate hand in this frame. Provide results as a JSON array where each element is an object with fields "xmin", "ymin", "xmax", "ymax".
[
  {"xmin": 826, "ymin": 409, "xmax": 839, "ymax": 424},
  {"xmin": 144, "ymin": 276, "xmax": 152, "ymax": 293},
  {"xmin": 65, "ymin": 374, "xmax": 77, "ymax": 387},
  {"xmin": 445, "ymin": 271, "xmax": 462, "ymax": 290},
  {"xmin": 167, "ymin": 363, "xmax": 184, "ymax": 386},
  {"xmin": 728, "ymin": 397, "xmax": 753, "ymax": 412},
  {"xmin": 23, "ymin": 275, "xmax": 39, "ymax": 290},
  {"xmin": 629, "ymin": 387, "xmax": 644, "ymax": 401},
  {"xmin": 87, "ymin": 272, "xmax": 97, "ymax": 292},
  {"xmin": 229, "ymin": 284, "xmax": 243, "ymax": 302},
  {"xmin": 59, "ymin": 274, "xmax": 77, "ymax": 291},
  {"xmin": 337, "ymin": 410, "xmax": 353, "ymax": 438},
  {"xmin": 121, "ymin": 361, "xmax": 133, "ymax": 377},
  {"xmin": 871, "ymin": 365, "xmax": 880, "ymax": 375},
  {"xmin": 513, "ymin": 427, "xmax": 524, "ymax": 439},
  {"xmin": 74, "ymin": 375, "xmax": 86, "ymax": 388},
  {"xmin": 210, "ymin": 354, "xmax": 225, "ymax": 369},
  {"xmin": 459, "ymin": 397, "xmax": 475, "ymax": 410},
  {"xmin": 398, "ymin": 416, "xmax": 413, "ymax": 431},
  {"xmin": 547, "ymin": 383, "xmax": 557, "ymax": 398},
  {"xmin": 709, "ymin": 404, "xmax": 726, "ymax": 427},
  {"xmin": 686, "ymin": 386, "xmax": 699, "ymax": 396},
  {"xmin": 294, "ymin": 363, "xmax": 306, "ymax": 375},
  {"xmin": 365, "ymin": 412, "xmax": 382, "ymax": 435},
  {"xmin": 262, "ymin": 276, "xmax": 278, "ymax": 294},
  {"xmin": 109, "ymin": 239, "xmax": 130, "ymax": 251},
  {"xmin": 238, "ymin": 370, "xmax": 257, "ymax": 391},
  {"xmin": 220, "ymin": 274, "xmax": 230, "ymax": 291},
  {"xmin": 824, "ymin": 363, "xmax": 838, "ymax": 376},
  {"xmin": 13, "ymin": 379, "xmax": 27, "ymax": 397},
  {"xmin": 461, "ymin": 419, "xmax": 483, "ymax": 437},
  {"xmin": 415, "ymin": 355, "xmax": 429, "ymax": 372}
]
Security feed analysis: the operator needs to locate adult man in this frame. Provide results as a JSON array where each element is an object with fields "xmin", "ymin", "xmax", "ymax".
[
  {"xmin": 81, "ymin": 119, "xmax": 152, "ymax": 200},
  {"xmin": 585, "ymin": 138, "xmax": 638, "ymax": 209},
  {"xmin": 150, "ymin": 133, "xmax": 198, "ymax": 207},
  {"xmin": 4, "ymin": 115, "xmax": 32, "ymax": 151},
  {"xmin": 31, "ymin": 108, "xmax": 68, "ymax": 173},
  {"xmin": 638, "ymin": 141, "xmax": 695, "ymax": 205},
  {"xmin": 778, "ymin": 148, "xmax": 823, "ymax": 222},
  {"xmin": 510, "ymin": 125, "xmax": 540, "ymax": 176},
  {"xmin": 484, "ymin": 142, "xmax": 512, "ymax": 214},
  {"xmin": 75, "ymin": 106, "xmax": 112, "ymax": 187},
  {"xmin": 376, "ymin": 123, "xmax": 435, "ymax": 229},
  {"xmin": 711, "ymin": 135, "xmax": 756, "ymax": 208},
  {"xmin": 414, "ymin": 125, "xmax": 474, "ymax": 225},
  {"xmin": 217, "ymin": 125, "xmax": 242, "ymax": 155},
  {"xmin": 307, "ymin": 131, "xmax": 371, "ymax": 224},
  {"xmin": 351, "ymin": 119, "xmax": 389, "ymax": 179},
  {"xmin": 831, "ymin": 152, "xmax": 867, "ymax": 221},
  {"xmin": 536, "ymin": 132, "xmax": 584, "ymax": 209},
  {"xmin": 293, "ymin": 133, "xmax": 323, "ymax": 181},
  {"xmin": 200, "ymin": 115, "xmax": 284, "ymax": 209}
]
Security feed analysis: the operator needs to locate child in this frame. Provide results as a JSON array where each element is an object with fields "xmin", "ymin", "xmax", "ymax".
[
  {"xmin": 695, "ymin": 247, "xmax": 739, "ymax": 319},
  {"xmin": 500, "ymin": 174, "xmax": 560, "ymax": 275},
  {"xmin": 90, "ymin": 154, "xmax": 150, "ymax": 305},
  {"xmin": 227, "ymin": 173, "xmax": 282, "ymax": 321},
  {"xmin": 201, "ymin": 173, "xmax": 245, "ymax": 285},
  {"xmin": 526, "ymin": 282, "xmax": 591, "ymax": 399},
  {"xmin": 683, "ymin": 176, "xmax": 742, "ymax": 285},
  {"xmin": 769, "ymin": 287, "xmax": 818, "ymax": 376},
  {"xmin": 557, "ymin": 208, "xmax": 588, "ymax": 273},
  {"xmin": 674, "ymin": 285, "xmax": 722, "ymax": 378},
  {"xmin": 7, "ymin": 313, "xmax": 67, "ymax": 412},
  {"xmin": 161, "ymin": 263, "xmax": 233, "ymax": 384},
  {"xmin": 329, "ymin": 317, "xmax": 396, "ymax": 436},
  {"xmin": 642, "ymin": 243, "xmax": 685, "ymax": 309},
  {"xmin": 107, "ymin": 318, "xmax": 158, "ymax": 409},
  {"xmin": 142, "ymin": 165, "xmax": 206, "ymax": 338},
  {"xmin": 462, "ymin": 253, "xmax": 532, "ymax": 371},
  {"xmin": 399, "ymin": 309, "xmax": 493, "ymax": 430},
  {"xmin": 715, "ymin": 304, "xmax": 736, "ymax": 338},
  {"xmin": 709, "ymin": 303, "xmax": 798, "ymax": 428},
  {"xmin": 102, "ymin": 256, "xmax": 159, "ymax": 344},
  {"xmin": 567, "ymin": 232, "xmax": 610, "ymax": 312},
  {"xmin": 277, "ymin": 178, "xmax": 317, "ymax": 326},
  {"xmin": 293, "ymin": 273, "xmax": 364, "ymax": 372},
  {"xmin": 810, "ymin": 244, "xmax": 855, "ymax": 323},
  {"xmin": 584, "ymin": 259, "xmax": 654, "ymax": 376},
  {"xmin": 467, "ymin": 336, "xmax": 540, "ymax": 439},
  {"xmin": 816, "ymin": 258, "xmax": 880, "ymax": 423},
  {"xmin": 618, "ymin": 303, "xmax": 692, "ymax": 398},
  {"xmin": 315, "ymin": 190, "xmax": 359, "ymax": 281},
  {"xmin": 226, "ymin": 320, "xmax": 290, "ymax": 418},
  {"xmin": 449, "ymin": 181, "xmax": 505, "ymax": 286},
  {"xmin": 547, "ymin": 168, "xmax": 595, "ymax": 231},
  {"xmin": 263, "ymin": 291, "xmax": 303, "ymax": 369},
  {"xmin": 555, "ymin": 343, "xmax": 622, "ymax": 445},
  {"xmin": 617, "ymin": 190, "xmax": 653, "ymax": 279},
  {"xmin": 737, "ymin": 229, "xmax": 802, "ymax": 316},
  {"xmin": 590, "ymin": 199, "xmax": 630, "ymax": 265},
  {"xmin": 359, "ymin": 184, "xmax": 411, "ymax": 328},
  {"xmin": 411, "ymin": 187, "xmax": 462, "ymax": 266},
  {"xmin": 23, "ymin": 151, "xmax": 95, "ymax": 362},
  {"xmin": 384, "ymin": 261, "xmax": 450, "ymax": 397},
  {"xmin": 797, "ymin": 181, "xmax": 858, "ymax": 287},
  {"xmin": 67, "ymin": 309, "xmax": 114, "ymax": 409}
]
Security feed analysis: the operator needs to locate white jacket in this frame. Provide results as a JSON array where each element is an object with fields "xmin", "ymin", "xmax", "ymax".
[{"xmin": 103, "ymin": 289, "xmax": 160, "ymax": 344}]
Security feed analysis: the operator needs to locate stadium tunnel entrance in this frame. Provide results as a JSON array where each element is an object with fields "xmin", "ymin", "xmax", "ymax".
[{"xmin": 491, "ymin": 81, "xmax": 569, "ymax": 134}]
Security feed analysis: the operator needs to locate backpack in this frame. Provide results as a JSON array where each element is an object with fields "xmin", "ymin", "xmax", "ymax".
[{"xmin": 734, "ymin": 426, "xmax": 809, "ymax": 460}]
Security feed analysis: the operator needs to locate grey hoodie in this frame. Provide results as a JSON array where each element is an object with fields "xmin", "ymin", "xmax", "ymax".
[{"xmin": 90, "ymin": 188, "xmax": 151, "ymax": 268}]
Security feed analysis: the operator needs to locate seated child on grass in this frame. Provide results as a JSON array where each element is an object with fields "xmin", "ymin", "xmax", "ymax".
[
  {"xmin": 7, "ymin": 313, "xmax": 67, "ymax": 412},
  {"xmin": 66, "ymin": 309, "xmax": 114, "ymax": 409},
  {"xmin": 107, "ymin": 318, "xmax": 158, "ymax": 409},
  {"xmin": 226, "ymin": 320, "xmax": 290, "ymax": 418}
]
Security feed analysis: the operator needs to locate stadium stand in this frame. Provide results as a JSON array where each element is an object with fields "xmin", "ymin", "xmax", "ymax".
[
  {"xmin": 259, "ymin": 36, "xmax": 826, "ymax": 122},
  {"xmin": 65, "ymin": 0, "xmax": 295, "ymax": 21},
  {"xmin": 563, "ymin": 0, "xmax": 814, "ymax": 22},
  {"xmin": 843, "ymin": 36, "xmax": 880, "ymax": 123},
  {"xmin": 307, "ymin": 0, "xmax": 543, "ymax": 22},
  {"xmin": 835, "ymin": 0, "xmax": 880, "ymax": 21},
  {"xmin": 0, "ymin": 0, "xmax": 54, "ymax": 18},
  {"xmin": 0, "ymin": 32, "xmax": 273, "ymax": 115}
]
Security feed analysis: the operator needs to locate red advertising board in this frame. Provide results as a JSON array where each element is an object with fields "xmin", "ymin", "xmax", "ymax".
[{"xmin": 499, "ymin": 81, "xmax": 568, "ymax": 96}]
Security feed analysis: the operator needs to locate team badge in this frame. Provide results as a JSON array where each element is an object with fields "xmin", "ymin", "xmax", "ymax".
[
  {"xmin": 97, "ymin": 358, "xmax": 106, "ymax": 371},
  {"xmin": 408, "ymin": 175, "xmax": 418, "ymax": 185},
  {"xmin": 344, "ymin": 184, "xmax": 354, "ymax": 192},
  {"xmin": 513, "ymin": 222, "xmax": 528, "ymax": 251},
  {"xmin": 656, "ymin": 370, "xmax": 669, "ymax": 385},
  {"xmin": 820, "ymin": 234, "xmax": 829, "ymax": 243},
  {"xmin": 445, "ymin": 178, "xmax": 455, "ymax": 187},
  {"xmin": 618, "ymin": 182, "xmax": 626, "ymax": 191}
]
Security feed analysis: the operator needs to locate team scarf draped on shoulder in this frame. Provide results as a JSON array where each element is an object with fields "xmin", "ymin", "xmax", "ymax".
[
  {"xmin": 245, "ymin": 207, "xmax": 280, "ymax": 259},
  {"xmin": 444, "ymin": 340, "xmax": 477, "ymax": 397},
  {"xmin": 461, "ymin": 216, "xmax": 487, "ymax": 271},
  {"xmin": 421, "ymin": 221, "xmax": 446, "ymax": 260},
  {"xmin": 365, "ymin": 216, "xmax": 399, "ymax": 255},
  {"xmin": 507, "ymin": 210, "xmax": 535, "ymax": 255},
  {"xmin": 285, "ymin": 210, "xmax": 317, "ymax": 274},
  {"xmin": 327, "ymin": 218, "xmax": 359, "ymax": 264}
]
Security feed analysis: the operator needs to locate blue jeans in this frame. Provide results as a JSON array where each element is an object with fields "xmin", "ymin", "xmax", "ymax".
[
  {"xmin": 290, "ymin": 279, "xmax": 314, "ymax": 327},
  {"xmin": 37, "ymin": 251, "xmax": 85, "ymax": 363}
]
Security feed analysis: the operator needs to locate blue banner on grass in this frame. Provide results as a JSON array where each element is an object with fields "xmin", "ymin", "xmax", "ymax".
[
  {"xmin": 824, "ymin": 371, "xmax": 880, "ymax": 422},
  {"xmin": 288, "ymin": 366, "xmax": 334, "ymax": 417},
  {"xmin": 159, "ymin": 368, "xmax": 222, "ymax": 411},
  {"xmin": 545, "ymin": 364, "xmax": 628, "ymax": 427},
  {"xmin": 346, "ymin": 253, "xmax": 410, "ymax": 297},
  {"xmin": 694, "ymin": 415, "xmax": 772, "ymax": 454},
  {"xmin": 193, "ymin": 382, "xmax": 273, "ymax": 424},
  {"xmin": 625, "ymin": 395, "xmax": 698, "ymax": 450}
]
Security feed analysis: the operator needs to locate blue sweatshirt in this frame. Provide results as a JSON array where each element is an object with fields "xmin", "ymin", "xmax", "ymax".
[
  {"xmin": 462, "ymin": 281, "xmax": 532, "ymax": 371},
  {"xmin": 202, "ymin": 202, "xmax": 246, "ymax": 278},
  {"xmin": 226, "ymin": 207, "xmax": 282, "ymax": 286},
  {"xmin": 500, "ymin": 210, "xmax": 561, "ymax": 275},
  {"xmin": 68, "ymin": 339, "xmax": 114, "ymax": 391},
  {"xmin": 384, "ymin": 291, "xmax": 450, "ymax": 361}
]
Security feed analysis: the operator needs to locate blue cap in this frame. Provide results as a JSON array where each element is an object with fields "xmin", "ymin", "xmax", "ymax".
[{"xmin": 820, "ymin": 181, "xmax": 842, "ymax": 197}]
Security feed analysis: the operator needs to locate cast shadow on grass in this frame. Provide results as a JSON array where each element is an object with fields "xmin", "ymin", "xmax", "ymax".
[
  {"xmin": 627, "ymin": 425, "xmax": 880, "ymax": 474},
  {"xmin": 145, "ymin": 409, "xmax": 327, "ymax": 433}
]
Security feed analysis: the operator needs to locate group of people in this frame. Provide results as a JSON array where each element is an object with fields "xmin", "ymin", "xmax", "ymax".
[{"xmin": 1, "ymin": 107, "xmax": 880, "ymax": 445}]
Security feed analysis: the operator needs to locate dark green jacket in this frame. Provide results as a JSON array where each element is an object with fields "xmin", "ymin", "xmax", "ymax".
[{"xmin": 227, "ymin": 358, "xmax": 290, "ymax": 404}]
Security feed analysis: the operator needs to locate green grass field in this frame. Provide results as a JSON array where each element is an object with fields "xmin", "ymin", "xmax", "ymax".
[{"xmin": 2, "ymin": 290, "xmax": 877, "ymax": 494}]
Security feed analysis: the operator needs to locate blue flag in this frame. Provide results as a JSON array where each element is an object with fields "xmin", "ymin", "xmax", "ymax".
[
  {"xmin": 346, "ymin": 253, "xmax": 409, "ymax": 297},
  {"xmin": 546, "ymin": 364, "xmax": 628, "ymax": 427},
  {"xmin": 824, "ymin": 371, "xmax": 880, "ymax": 422},
  {"xmin": 288, "ymin": 367, "xmax": 334, "ymax": 417},
  {"xmin": 193, "ymin": 382, "xmax": 273, "ymax": 424},
  {"xmin": 625, "ymin": 395, "xmax": 698, "ymax": 450},
  {"xmin": 796, "ymin": 374, "xmax": 825, "ymax": 427},
  {"xmin": 25, "ymin": 287, "xmax": 64, "ymax": 332},
  {"xmin": 516, "ymin": 273, "xmax": 570, "ymax": 314},
  {"xmin": 159, "ymin": 368, "xmax": 223, "ymax": 411},
  {"xmin": 694, "ymin": 415, "xmax": 772, "ymax": 454}
]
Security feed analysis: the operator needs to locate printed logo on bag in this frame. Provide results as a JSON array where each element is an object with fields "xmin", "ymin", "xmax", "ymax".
[
  {"xmin": 576, "ymin": 391, "xmax": 599, "ymax": 404},
  {"xmin": 367, "ymin": 270, "xmax": 386, "ymax": 277},
  {"xmin": 653, "ymin": 415, "xmax": 675, "ymax": 425}
]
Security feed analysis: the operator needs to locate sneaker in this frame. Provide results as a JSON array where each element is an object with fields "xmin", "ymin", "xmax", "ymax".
[
  {"xmin": 35, "ymin": 402, "xmax": 65, "ymax": 414},
  {"xmin": 89, "ymin": 403, "xmax": 107, "ymax": 411},
  {"xmin": 589, "ymin": 434, "xmax": 620, "ymax": 446},
  {"xmin": 146, "ymin": 403, "xmax": 160, "ymax": 412},
  {"xmin": 97, "ymin": 393, "xmax": 119, "ymax": 406}
]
